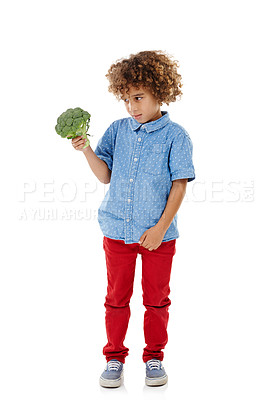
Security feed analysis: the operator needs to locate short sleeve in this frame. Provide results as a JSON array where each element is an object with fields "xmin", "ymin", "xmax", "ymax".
[
  {"xmin": 94, "ymin": 123, "xmax": 115, "ymax": 171},
  {"xmin": 169, "ymin": 131, "xmax": 195, "ymax": 182}
]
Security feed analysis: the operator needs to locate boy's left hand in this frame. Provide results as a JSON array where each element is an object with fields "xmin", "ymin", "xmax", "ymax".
[{"xmin": 139, "ymin": 224, "xmax": 166, "ymax": 251}]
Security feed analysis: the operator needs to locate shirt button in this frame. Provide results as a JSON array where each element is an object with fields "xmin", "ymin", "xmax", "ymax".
[
  {"xmin": 128, "ymin": 199, "xmax": 131, "ymax": 203},
  {"xmin": 138, "ymin": 137, "xmax": 141, "ymax": 142},
  {"xmin": 134, "ymin": 157, "xmax": 138, "ymax": 162},
  {"xmin": 130, "ymin": 178, "xmax": 133, "ymax": 182},
  {"xmin": 126, "ymin": 219, "xmax": 130, "ymax": 222}
]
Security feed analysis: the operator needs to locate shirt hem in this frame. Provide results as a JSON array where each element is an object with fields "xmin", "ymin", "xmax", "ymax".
[{"xmin": 102, "ymin": 233, "xmax": 179, "ymax": 244}]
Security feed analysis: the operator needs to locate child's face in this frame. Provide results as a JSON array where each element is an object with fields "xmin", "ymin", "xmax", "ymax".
[{"xmin": 121, "ymin": 85, "xmax": 162, "ymax": 124}]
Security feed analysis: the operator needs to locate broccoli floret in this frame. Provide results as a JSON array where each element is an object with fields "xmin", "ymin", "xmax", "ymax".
[{"xmin": 55, "ymin": 107, "xmax": 91, "ymax": 148}]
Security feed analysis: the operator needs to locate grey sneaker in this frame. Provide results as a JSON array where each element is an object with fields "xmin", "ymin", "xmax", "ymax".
[
  {"xmin": 145, "ymin": 359, "xmax": 168, "ymax": 386},
  {"xmin": 99, "ymin": 359, "xmax": 124, "ymax": 388}
]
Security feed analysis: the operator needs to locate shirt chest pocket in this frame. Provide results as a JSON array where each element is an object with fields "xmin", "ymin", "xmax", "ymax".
[{"xmin": 144, "ymin": 143, "xmax": 169, "ymax": 176}]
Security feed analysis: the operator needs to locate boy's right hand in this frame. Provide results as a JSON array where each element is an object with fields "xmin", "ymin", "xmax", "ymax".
[{"xmin": 72, "ymin": 136, "xmax": 89, "ymax": 152}]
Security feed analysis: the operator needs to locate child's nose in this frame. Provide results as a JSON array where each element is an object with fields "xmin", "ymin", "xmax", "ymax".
[{"xmin": 128, "ymin": 102, "xmax": 137, "ymax": 113}]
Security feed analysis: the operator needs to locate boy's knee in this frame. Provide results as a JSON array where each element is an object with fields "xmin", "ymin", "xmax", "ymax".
[
  {"xmin": 143, "ymin": 296, "xmax": 171, "ymax": 308},
  {"xmin": 105, "ymin": 292, "xmax": 133, "ymax": 308}
]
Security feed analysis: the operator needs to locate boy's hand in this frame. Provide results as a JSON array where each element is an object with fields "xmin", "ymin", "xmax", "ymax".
[
  {"xmin": 139, "ymin": 225, "xmax": 166, "ymax": 251},
  {"xmin": 72, "ymin": 136, "xmax": 90, "ymax": 152}
]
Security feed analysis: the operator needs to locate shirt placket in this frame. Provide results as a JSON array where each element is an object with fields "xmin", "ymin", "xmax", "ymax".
[{"xmin": 124, "ymin": 126, "xmax": 146, "ymax": 243}]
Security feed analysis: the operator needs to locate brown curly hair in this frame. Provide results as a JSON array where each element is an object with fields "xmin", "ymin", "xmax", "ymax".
[{"xmin": 105, "ymin": 50, "xmax": 183, "ymax": 106}]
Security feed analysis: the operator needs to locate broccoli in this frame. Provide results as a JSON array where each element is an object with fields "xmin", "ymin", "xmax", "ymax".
[{"xmin": 55, "ymin": 107, "xmax": 91, "ymax": 149}]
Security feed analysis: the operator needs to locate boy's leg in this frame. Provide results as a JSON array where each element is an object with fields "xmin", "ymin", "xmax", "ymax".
[
  {"xmin": 102, "ymin": 236, "xmax": 138, "ymax": 364},
  {"xmin": 140, "ymin": 239, "xmax": 176, "ymax": 363}
]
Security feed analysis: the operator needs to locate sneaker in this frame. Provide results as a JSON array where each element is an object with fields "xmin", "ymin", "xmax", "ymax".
[
  {"xmin": 99, "ymin": 359, "xmax": 124, "ymax": 388},
  {"xmin": 145, "ymin": 359, "xmax": 168, "ymax": 386}
]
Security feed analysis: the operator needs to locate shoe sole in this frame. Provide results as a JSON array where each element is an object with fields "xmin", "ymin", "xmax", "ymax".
[
  {"xmin": 145, "ymin": 373, "xmax": 168, "ymax": 386},
  {"xmin": 99, "ymin": 370, "xmax": 124, "ymax": 388}
]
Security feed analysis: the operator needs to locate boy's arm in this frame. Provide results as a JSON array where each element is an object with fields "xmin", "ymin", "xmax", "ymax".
[
  {"xmin": 139, "ymin": 178, "xmax": 187, "ymax": 250},
  {"xmin": 156, "ymin": 178, "xmax": 188, "ymax": 234},
  {"xmin": 83, "ymin": 146, "xmax": 111, "ymax": 184}
]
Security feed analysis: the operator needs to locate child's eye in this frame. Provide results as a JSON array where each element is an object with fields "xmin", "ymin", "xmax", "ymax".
[{"xmin": 123, "ymin": 97, "xmax": 142, "ymax": 103}]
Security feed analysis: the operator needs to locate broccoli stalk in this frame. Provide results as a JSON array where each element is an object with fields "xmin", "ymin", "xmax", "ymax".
[
  {"xmin": 55, "ymin": 107, "xmax": 92, "ymax": 149},
  {"xmin": 66, "ymin": 118, "xmax": 91, "ymax": 148}
]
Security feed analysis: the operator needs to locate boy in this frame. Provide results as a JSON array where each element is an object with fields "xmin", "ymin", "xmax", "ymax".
[{"xmin": 72, "ymin": 50, "xmax": 195, "ymax": 387}]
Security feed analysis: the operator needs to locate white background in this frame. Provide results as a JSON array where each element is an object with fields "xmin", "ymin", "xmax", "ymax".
[{"xmin": 1, "ymin": 0, "xmax": 273, "ymax": 399}]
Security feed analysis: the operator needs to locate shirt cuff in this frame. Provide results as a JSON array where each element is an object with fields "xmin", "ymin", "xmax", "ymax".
[
  {"xmin": 171, "ymin": 169, "xmax": 195, "ymax": 182},
  {"xmin": 96, "ymin": 155, "xmax": 113, "ymax": 171}
]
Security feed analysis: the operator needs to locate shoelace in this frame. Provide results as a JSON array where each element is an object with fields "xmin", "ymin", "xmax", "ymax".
[
  {"xmin": 147, "ymin": 359, "xmax": 161, "ymax": 370},
  {"xmin": 107, "ymin": 360, "xmax": 122, "ymax": 371}
]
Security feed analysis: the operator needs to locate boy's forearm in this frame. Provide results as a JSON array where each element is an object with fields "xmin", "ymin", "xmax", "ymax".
[
  {"xmin": 82, "ymin": 146, "xmax": 111, "ymax": 184},
  {"xmin": 156, "ymin": 179, "xmax": 188, "ymax": 234}
]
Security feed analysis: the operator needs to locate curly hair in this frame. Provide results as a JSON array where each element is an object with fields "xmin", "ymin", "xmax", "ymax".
[{"xmin": 105, "ymin": 50, "xmax": 183, "ymax": 106}]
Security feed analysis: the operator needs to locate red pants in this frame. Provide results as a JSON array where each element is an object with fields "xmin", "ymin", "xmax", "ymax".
[{"xmin": 102, "ymin": 236, "xmax": 176, "ymax": 364}]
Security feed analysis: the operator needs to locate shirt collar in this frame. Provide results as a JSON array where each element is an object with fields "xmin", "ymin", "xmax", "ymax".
[{"xmin": 129, "ymin": 111, "xmax": 170, "ymax": 133}]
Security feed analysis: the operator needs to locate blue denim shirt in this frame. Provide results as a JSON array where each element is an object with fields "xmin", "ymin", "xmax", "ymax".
[{"xmin": 94, "ymin": 111, "xmax": 195, "ymax": 244}]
